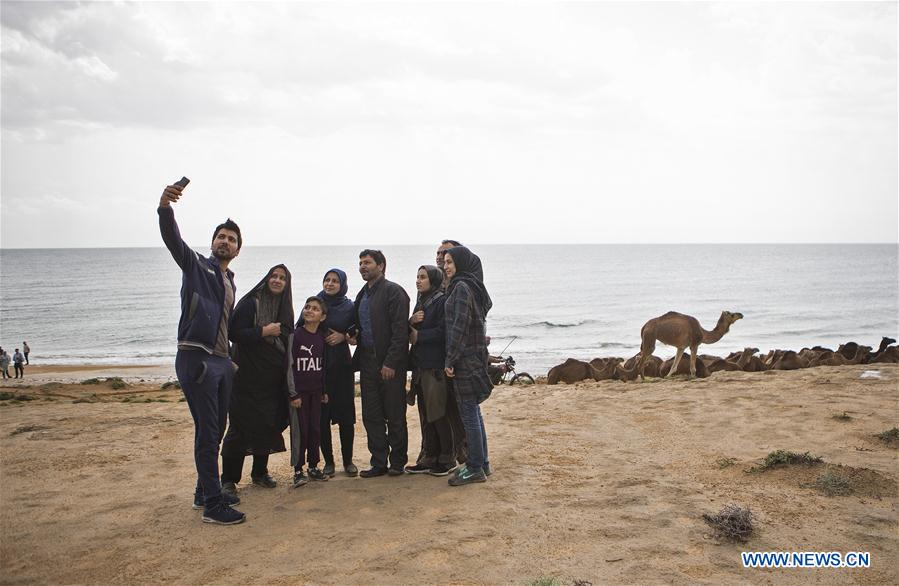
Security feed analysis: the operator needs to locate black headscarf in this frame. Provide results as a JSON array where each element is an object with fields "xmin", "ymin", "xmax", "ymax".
[
  {"xmin": 445, "ymin": 246, "xmax": 492, "ymax": 317},
  {"xmin": 414, "ymin": 265, "xmax": 444, "ymax": 312},
  {"xmin": 236, "ymin": 264, "xmax": 294, "ymax": 354},
  {"xmin": 316, "ymin": 268, "xmax": 355, "ymax": 332}
]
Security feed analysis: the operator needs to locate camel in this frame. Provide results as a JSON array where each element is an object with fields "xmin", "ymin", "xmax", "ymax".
[
  {"xmin": 771, "ymin": 350, "xmax": 808, "ymax": 370},
  {"xmin": 874, "ymin": 336, "xmax": 897, "ymax": 356},
  {"xmin": 706, "ymin": 347, "xmax": 759, "ymax": 373},
  {"xmin": 589, "ymin": 358, "xmax": 621, "ymax": 381},
  {"xmin": 869, "ymin": 343, "xmax": 899, "ymax": 364},
  {"xmin": 635, "ymin": 311, "xmax": 743, "ymax": 378},
  {"xmin": 622, "ymin": 353, "xmax": 662, "ymax": 377},
  {"xmin": 547, "ymin": 358, "xmax": 593, "ymax": 385}
]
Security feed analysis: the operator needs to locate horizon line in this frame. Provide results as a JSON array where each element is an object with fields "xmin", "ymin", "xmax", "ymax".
[{"xmin": 2, "ymin": 242, "xmax": 898, "ymax": 251}]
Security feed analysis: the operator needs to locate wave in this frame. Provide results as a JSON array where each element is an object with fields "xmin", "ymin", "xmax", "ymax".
[{"xmin": 520, "ymin": 319, "xmax": 597, "ymax": 329}]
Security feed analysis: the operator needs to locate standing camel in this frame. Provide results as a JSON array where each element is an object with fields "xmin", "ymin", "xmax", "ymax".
[{"xmin": 635, "ymin": 311, "xmax": 744, "ymax": 379}]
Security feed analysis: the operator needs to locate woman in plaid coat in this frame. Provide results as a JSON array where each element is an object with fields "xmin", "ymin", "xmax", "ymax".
[{"xmin": 442, "ymin": 246, "xmax": 493, "ymax": 486}]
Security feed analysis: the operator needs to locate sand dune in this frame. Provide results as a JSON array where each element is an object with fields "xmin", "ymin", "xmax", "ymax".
[{"xmin": 1, "ymin": 364, "xmax": 896, "ymax": 584}]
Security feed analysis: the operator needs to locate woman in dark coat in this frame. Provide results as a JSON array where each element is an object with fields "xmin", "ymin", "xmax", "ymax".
[
  {"xmin": 317, "ymin": 268, "xmax": 358, "ymax": 477},
  {"xmin": 221, "ymin": 264, "xmax": 294, "ymax": 493},
  {"xmin": 443, "ymin": 247, "xmax": 493, "ymax": 486},
  {"xmin": 406, "ymin": 265, "xmax": 455, "ymax": 476}
]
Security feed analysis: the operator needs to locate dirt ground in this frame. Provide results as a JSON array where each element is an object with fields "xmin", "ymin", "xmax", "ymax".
[{"xmin": 1, "ymin": 364, "xmax": 897, "ymax": 585}]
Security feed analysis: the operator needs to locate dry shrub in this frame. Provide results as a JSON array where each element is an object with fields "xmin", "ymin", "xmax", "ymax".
[{"xmin": 703, "ymin": 504, "xmax": 754, "ymax": 542}]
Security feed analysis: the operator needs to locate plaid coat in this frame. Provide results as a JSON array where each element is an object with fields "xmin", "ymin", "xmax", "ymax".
[{"xmin": 444, "ymin": 281, "xmax": 492, "ymax": 401}]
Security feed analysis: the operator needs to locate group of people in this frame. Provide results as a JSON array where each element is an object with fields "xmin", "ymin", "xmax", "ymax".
[
  {"xmin": 0, "ymin": 343, "xmax": 29, "ymax": 379},
  {"xmin": 158, "ymin": 181, "xmax": 493, "ymax": 526}
]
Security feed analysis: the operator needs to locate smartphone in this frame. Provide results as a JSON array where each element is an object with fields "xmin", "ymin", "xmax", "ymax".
[{"xmin": 174, "ymin": 176, "xmax": 190, "ymax": 188}]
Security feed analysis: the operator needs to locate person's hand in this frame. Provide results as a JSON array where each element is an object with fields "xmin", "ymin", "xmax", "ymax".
[
  {"xmin": 290, "ymin": 397, "xmax": 302, "ymax": 408},
  {"xmin": 444, "ymin": 367, "xmax": 454, "ymax": 378},
  {"xmin": 409, "ymin": 328, "xmax": 418, "ymax": 345},
  {"xmin": 261, "ymin": 322, "xmax": 281, "ymax": 337},
  {"xmin": 346, "ymin": 333, "xmax": 357, "ymax": 346},
  {"xmin": 380, "ymin": 365, "xmax": 395, "ymax": 380},
  {"xmin": 410, "ymin": 310, "xmax": 425, "ymax": 325},
  {"xmin": 159, "ymin": 184, "xmax": 184, "ymax": 207},
  {"xmin": 322, "ymin": 394, "xmax": 329, "ymax": 404},
  {"xmin": 325, "ymin": 329, "xmax": 345, "ymax": 346}
]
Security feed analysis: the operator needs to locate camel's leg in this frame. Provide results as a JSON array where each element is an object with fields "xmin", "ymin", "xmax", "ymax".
[
  {"xmin": 689, "ymin": 345, "xmax": 698, "ymax": 377},
  {"xmin": 668, "ymin": 349, "xmax": 684, "ymax": 377},
  {"xmin": 639, "ymin": 336, "xmax": 656, "ymax": 381}
]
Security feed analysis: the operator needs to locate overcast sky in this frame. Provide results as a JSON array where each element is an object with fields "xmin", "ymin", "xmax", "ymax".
[{"xmin": 1, "ymin": 1, "xmax": 896, "ymax": 248}]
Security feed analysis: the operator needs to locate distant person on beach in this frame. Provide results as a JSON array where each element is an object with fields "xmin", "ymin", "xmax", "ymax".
[
  {"xmin": 22, "ymin": 341, "xmax": 30, "ymax": 365},
  {"xmin": 405, "ymin": 265, "xmax": 455, "ymax": 476},
  {"xmin": 443, "ymin": 246, "xmax": 493, "ymax": 486},
  {"xmin": 317, "ymin": 269, "xmax": 359, "ymax": 477},
  {"xmin": 287, "ymin": 296, "xmax": 330, "ymax": 487},
  {"xmin": 1, "ymin": 350, "xmax": 10, "ymax": 379},
  {"xmin": 220, "ymin": 265, "xmax": 294, "ymax": 499},
  {"xmin": 13, "ymin": 349, "xmax": 25, "ymax": 378},
  {"xmin": 348, "ymin": 249, "xmax": 411, "ymax": 477},
  {"xmin": 158, "ymin": 180, "xmax": 245, "ymax": 526}
]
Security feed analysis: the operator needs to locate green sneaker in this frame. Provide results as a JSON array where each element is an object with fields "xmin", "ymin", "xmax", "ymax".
[{"xmin": 448, "ymin": 466, "xmax": 487, "ymax": 486}]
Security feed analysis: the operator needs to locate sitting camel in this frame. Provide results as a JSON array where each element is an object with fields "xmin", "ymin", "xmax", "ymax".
[{"xmin": 635, "ymin": 311, "xmax": 743, "ymax": 378}]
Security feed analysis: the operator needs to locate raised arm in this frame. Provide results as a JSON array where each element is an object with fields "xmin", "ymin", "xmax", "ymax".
[{"xmin": 157, "ymin": 183, "xmax": 198, "ymax": 272}]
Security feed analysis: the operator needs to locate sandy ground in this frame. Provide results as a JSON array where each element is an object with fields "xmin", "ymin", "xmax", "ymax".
[{"xmin": 1, "ymin": 364, "xmax": 897, "ymax": 585}]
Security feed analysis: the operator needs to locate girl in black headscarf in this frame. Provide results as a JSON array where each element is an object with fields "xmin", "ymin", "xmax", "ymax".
[
  {"xmin": 221, "ymin": 264, "xmax": 294, "ymax": 493},
  {"xmin": 443, "ymin": 247, "xmax": 493, "ymax": 486},
  {"xmin": 316, "ymin": 268, "xmax": 359, "ymax": 477},
  {"xmin": 405, "ymin": 265, "xmax": 456, "ymax": 476}
]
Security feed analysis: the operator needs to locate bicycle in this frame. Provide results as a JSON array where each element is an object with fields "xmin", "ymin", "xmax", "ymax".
[{"xmin": 489, "ymin": 355, "xmax": 535, "ymax": 386}]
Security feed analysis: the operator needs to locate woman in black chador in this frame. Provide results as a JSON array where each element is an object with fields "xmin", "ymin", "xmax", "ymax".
[
  {"xmin": 317, "ymin": 268, "xmax": 358, "ymax": 477},
  {"xmin": 221, "ymin": 264, "xmax": 294, "ymax": 495}
]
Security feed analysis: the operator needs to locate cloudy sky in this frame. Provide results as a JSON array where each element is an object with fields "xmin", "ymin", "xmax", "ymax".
[{"xmin": 1, "ymin": 1, "xmax": 896, "ymax": 248}]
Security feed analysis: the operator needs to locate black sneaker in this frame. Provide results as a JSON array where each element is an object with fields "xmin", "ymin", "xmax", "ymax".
[
  {"xmin": 428, "ymin": 463, "xmax": 453, "ymax": 477},
  {"xmin": 202, "ymin": 503, "xmax": 246, "ymax": 525},
  {"xmin": 194, "ymin": 489, "xmax": 240, "ymax": 509},
  {"xmin": 388, "ymin": 467, "xmax": 406, "ymax": 476},
  {"xmin": 448, "ymin": 466, "xmax": 487, "ymax": 486},
  {"xmin": 484, "ymin": 462, "xmax": 492, "ymax": 477},
  {"xmin": 251, "ymin": 474, "xmax": 277, "ymax": 488},
  {"xmin": 308, "ymin": 467, "xmax": 328, "ymax": 481},
  {"xmin": 404, "ymin": 463, "xmax": 431, "ymax": 474},
  {"xmin": 322, "ymin": 462, "xmax": 336, "ymax": 477},
  {"xmin": 292, "ymin": 470, "xmax": 308, "ymax": 488},
  {"xmin": 359, "ymin": 467, "xmax": 387, "ymax": 478},
  {"xmin": 344, "ymin": 462, "xmax": 359, "ymax": 477},
  {"xmin": 222, "ymin": 481, "xmax": 239, "ymax": 501}
]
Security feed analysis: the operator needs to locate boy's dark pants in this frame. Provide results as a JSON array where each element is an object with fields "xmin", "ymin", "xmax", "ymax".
[
  {"xmin": 358, "ymin": 347, "xmax": 408, "ymax": 470},
  {"xmin": 294, "ymin": 393, "xmax": 322, "ymax": 470},
  {"xmin": 175, "ymin": 350, "xmax": 233, "ymax": 507}
]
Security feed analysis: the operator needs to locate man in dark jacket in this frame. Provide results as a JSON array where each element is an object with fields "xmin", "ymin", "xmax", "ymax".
[
  {"xmin": 158, "ymin": 181, "xmax": 245, "ymax": 525},
  {"xmin": 349, "ymin": 249, "xmax": 411, "ymax": 477}
]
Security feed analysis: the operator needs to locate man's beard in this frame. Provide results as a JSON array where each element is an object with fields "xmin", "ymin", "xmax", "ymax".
[{"xmin": 212, "ymin": 246, "xmax": 237, "ymax": 261}]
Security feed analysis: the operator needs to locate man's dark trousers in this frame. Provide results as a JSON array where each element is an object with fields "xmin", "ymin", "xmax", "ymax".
[
  {"xmin": 358, "ymin": 347, "xmax": 408, "ymax": 470},
  {"xmin": 176, "ymin": 349, "xmax": 233, "ymax": 507}
]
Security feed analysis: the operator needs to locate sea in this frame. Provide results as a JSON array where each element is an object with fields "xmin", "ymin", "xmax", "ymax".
[{"xmin": 1, "ymin": 244, "xmax": 896, "ymax": 376}]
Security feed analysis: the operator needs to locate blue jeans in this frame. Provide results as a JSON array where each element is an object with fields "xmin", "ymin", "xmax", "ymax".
[
  {"xmin": 455, "ymin": 394, "xmax": 488, "ymax": 471},
  {"xmin": 175, "ymin": 350, "xmax": 234, "ymax": 507}
]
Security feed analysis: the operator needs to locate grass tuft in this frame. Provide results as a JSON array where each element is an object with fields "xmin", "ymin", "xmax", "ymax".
[
  {"xmin": 749, "ymin": 450, "xmax": 822, "ymax": 472},
  {"xmin": 832, "ymin": 412, "xmax": 852, "ymax": 421},
  {"xmin": 107, "ymin": 377, "xmax": 127, "ymax": 390},
  {"xmin": 875, "ymin": 427, "xmax": 899, "ymax": 444},
  {"xmin": 801, "ymin": 473, "xmax": 852, "ymax": 496},
  {"xmin": 80, "ymin": 378, "xmax": 101, "ymax": 385},
  {"xmin": 702, "ymin": 504, "xmax": 754, "ymax": 542},
  {"xmin": 714, "ymin": 457, "xmax": 737, "ymax": 469}
]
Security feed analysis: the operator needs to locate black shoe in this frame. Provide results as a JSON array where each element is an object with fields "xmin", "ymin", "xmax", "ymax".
[
  {"xmin": 322, "ymin": 462, "xmax": 336, "ymax": 477},
  {"xmin": 194, "ymin": 489, "xmax": 240, "ymax": 509},
  {"xmin": 308, "ymin": 467, "xmax": 328, "ymax": 481},
  {"xmin": 202, "ymin": 503, "xmax": 246, "ymax": 525},
  {"xmin": 251, "ymin": 474, "xmax": 277, "ymax": 488},
  {"xmin": 359, "ymin": 467, "xmax": 387, "ymax": 478},
  {"xmin": 344, "ymin": 462, "xmax": 359, "ymax": 477},
  {"xmin": 404, "ymin": 463, "xmax": 431, "ymax": 474},
  {"xmin": 484, "ymin": 462, "xmax": 492, "ymax": 477},
  {"xmin": 388, "ymin": 467, "xmax": 406, "ymax": 477},
  {"xmin": 429, "ymin": 463, "xmax": 453, "ymax": 477},
  {"xmin": 292, "ymin": 470, "xmax": 308, "ymax": 488},
  {"xmin": 221, "ymin": 481, "xmax": 239, "ymax": 502}
]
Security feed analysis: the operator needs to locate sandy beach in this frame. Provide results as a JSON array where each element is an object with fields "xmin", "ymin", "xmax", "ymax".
[{"xmin": 1, "ymin": 363, "xmax": 896, "ymax": 585}]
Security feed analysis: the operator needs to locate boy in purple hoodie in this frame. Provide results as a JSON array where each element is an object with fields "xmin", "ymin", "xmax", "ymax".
[{"xmin": 287, "ymin": 296, "xmax": 330, "ymax": 487}]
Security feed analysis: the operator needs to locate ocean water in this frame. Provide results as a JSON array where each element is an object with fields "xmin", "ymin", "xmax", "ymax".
[{"xmin": 1, "ymin": 244, "xmax": 896, "ymax": 375}]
